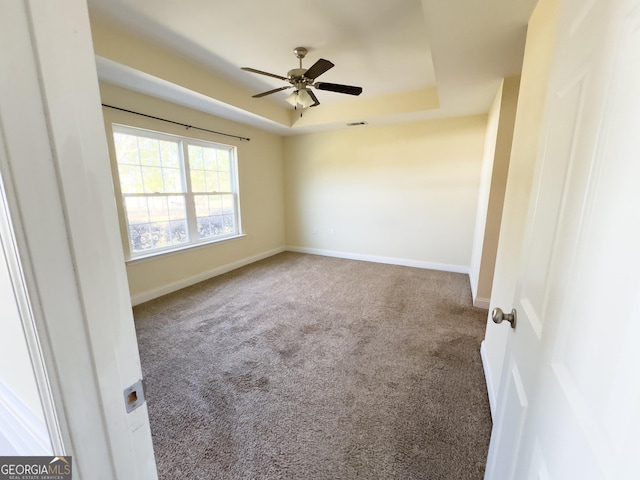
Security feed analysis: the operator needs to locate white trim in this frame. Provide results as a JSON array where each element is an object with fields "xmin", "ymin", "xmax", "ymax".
[
  {"xmin": 468, "ymin": 267, "xmax": 491, "ymax": 309},
  {"xmin": 468, "ymin": 266, "xmax": 479, "ymax": 301},
  {"xmin": 474, "ymin": 296, "xmax": 491, "ymax": 309},
  {"xmin": 285, "ymin": 246, "xmax": 470, "ymax": 274},
  {"xmin": 0, "ymin": 172, "xmax": 62, "ymax": 454},
  {"xmin": 481, "ymin": 340, "xmax": 497, "ymax": 419},
  {"xmin": 0, "ymin": 379, "xmax": 51, "ymax": 456},
  {"xmin": 126, "ymin": 234, "xmax": 247, "ymax": 264},
  {"xmin": 130, "ymin": 246, "xmax": 470, "ymax": 306},
  {"xmin": 2, "ymin": 2, "xmax": 157, "ymax": 475},
  {"xmin": 0, "ymin": 181, "xmax": 64, "ymax": 453},
  {"xmin": 131, "ymin": 247, "xmax": 285, "ymax": 305}
]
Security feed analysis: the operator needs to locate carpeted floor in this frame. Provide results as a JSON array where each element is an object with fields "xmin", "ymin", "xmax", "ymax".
[{"xmin": 133, "ymin": 252, "xmax": 492, "ymax": 479}]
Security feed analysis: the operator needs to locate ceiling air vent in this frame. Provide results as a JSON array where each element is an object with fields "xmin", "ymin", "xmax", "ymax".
[{"xmin": 346, "ymin": 121, "xmax": 368, "ymax": 127}]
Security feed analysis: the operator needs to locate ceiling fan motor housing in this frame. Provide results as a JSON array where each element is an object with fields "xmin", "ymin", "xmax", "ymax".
[
  {"xmin": 291, "ymin": 47, "xmax": 310, "ymax": 85},
  {"xmin": 287, "ymin": 68, "xmax": 308, "ymax": 81}
]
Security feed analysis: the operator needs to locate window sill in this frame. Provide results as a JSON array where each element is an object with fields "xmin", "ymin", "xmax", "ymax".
[{"xmin": 125, "ymin": 234, "xmax": 247, "ymax": 265}]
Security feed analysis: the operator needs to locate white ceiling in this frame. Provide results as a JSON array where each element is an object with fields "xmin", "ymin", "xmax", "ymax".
[{"xmin": 87, "ymin": 0, "xmax": 538, "ymax": 134}]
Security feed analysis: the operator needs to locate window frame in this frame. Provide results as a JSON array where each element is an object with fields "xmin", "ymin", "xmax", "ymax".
[{"xmin": 111, "ymin": 124, "xmax": 242, "ymax": 260}]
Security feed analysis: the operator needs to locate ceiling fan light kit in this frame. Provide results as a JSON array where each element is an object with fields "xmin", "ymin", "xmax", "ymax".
[
  {"xmin": 286, "ymin": 89, "xmax": 315, "ymax": 109},
  {"xmin": 242, "ymin": 47, "xmax": 363, "ymax": 109}
]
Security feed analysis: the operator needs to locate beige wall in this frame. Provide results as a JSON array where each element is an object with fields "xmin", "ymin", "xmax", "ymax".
[
  {"xmin": 284, "ymin": 116, "xmax": 487, "ymax": 271},
  {"xmin": 100, "ymin": 83, "xmax": 286, "ymax": 304},
  {"xmin": 469, "ymin": 76, "xmax": 521, "ymax": 308},
  {"xmin": 470, "ymin": 82, "xmax": 503, "ymax": 303},
  {"xmin": 482, "ymin": 0, "xmax": 562, "ymax": 413},
  {"xmin": 100, "ymin": 82, "xmax": 488, "ymax": 302}
]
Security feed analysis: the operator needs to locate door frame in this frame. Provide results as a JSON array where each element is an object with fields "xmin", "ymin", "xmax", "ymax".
[{"xmin": 0, "ymin": 0, "xmax": 156, "ymax": 477}]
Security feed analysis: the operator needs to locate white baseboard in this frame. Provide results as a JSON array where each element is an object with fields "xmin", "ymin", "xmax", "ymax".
[
  {"xmin": 131, "ymin": 246, "xmax": 471, "ymax": 306},
  {"xmin": 285, "ymin": 246, "xmax": 469, "ymax": 274},
  {"xmin": 131, "ymin": 247, "xmax": 286, "ymax": 305},
  {"xmin": 0, "ymin": 380, "xmax": 51, "ymax": 456},
  {"xmin": 468, "ymin": 268, "xmax": 491, "ymax": 309},
  {"xmin": 480, "ymin": 340, "xmax": 497, "ymax": 420},
  {"xmin": 474, "ymin": 297, "xmax": 491, "ymax": 309}
]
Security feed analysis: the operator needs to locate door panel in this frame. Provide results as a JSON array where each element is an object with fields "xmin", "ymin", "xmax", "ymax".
[
  {"xmin": 518, "ymin": 72, "xmax": 586, "ymax": 339},
  {"xmin": 527, "ymin": 442, "xmax": 550, "ymax": 480},
  {"xmin": 487, "ymin": 359, "xmax": 528, "ymax": 480},
  {"xmin": 487, "ymin": 0, "xmax": 640, "ymax": 478}
]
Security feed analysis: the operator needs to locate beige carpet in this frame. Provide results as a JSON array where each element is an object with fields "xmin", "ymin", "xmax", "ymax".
[{"xmin": 134, "ymin": 252, "xmax": 492, "ymax": 479}]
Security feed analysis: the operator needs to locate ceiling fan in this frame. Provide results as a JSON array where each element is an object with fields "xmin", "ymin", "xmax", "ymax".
[{"xmin": 242, "ymin": 47, "xmax": 363, "ymax": 109}]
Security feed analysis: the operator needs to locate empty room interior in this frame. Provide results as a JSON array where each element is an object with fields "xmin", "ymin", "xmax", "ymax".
[{"xmin": 3, "ymin": 0, "xmax": 639, "ymax": 478}]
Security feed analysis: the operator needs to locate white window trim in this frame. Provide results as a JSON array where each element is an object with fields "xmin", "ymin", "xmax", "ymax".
[
  {"xmin": 124, "ymin": 233, "xmax": 247, "ymax": 265},
  {"xmin": 111, "ymin": 124, "xmax": 243, "ymax": 260}
]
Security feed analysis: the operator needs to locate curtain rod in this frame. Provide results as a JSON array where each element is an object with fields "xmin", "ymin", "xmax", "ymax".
[{"xmin": 101, "ymin": 104, "xmax": 250, "ymax": 142}]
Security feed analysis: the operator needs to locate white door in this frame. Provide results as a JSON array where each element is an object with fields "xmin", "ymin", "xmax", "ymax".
[
  {"xmin": 485, "ymin": 0, "xmax": 640, "ymax": 478},
  {"xmin": 0, "ymin": 0, "xmax": 157, "ymax": 477}
]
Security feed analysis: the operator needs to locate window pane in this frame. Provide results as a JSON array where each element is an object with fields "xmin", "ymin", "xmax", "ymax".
[
  {"xmin": 169, "ymin": 220, "xmax": 188, "ymax": 243},
  {"xmin": 162, "ymin": 168, "xmax": 183, "ymax": 193},
  {"xmin": 221, "ymin": 194, "xmax": 235, "ymax": 215},
  {"xmin": 160, "ymin": 141, "xmax": 179, "ymax": 168},
  {"xmin": 114, "ymin": 133, "xmax": 140, "ymax": 165},
  {"xmin": 125, "ymin": 195, "xmax": 188, "ymax": 252},
  {"xmin": 147, "ymin": 196, "xmax": 169, "ymax": 223},
  {"xmin": 190, "ymin": 170, "xmax": 205, "ymax": 192},
  {"xmin": 194, "ymin": 194, "xmax": 236, "ymax": 240},
  {"xmin": 118, "ymin": 165, "xmax": 144, "ymax": 194},
  {"xmin": 129, "ymin": 224, "xmax": 152, "ymax": 252},
  {"xmin": 141, "ymin": 166, "xmax": 164, "ymax": 193},
  {"xmin": 203, "ymin": 148, "xmax": 216, "ymax": 170},
  {"xmin": 217, "ymin": 151, "xmax": 230, "ymax": 172},
  {"xmin": 194, "ymin": 195, "xmax": 209, "ymax": 217},
  {"xmin": 209, "ymin": 195, "xmax": 223, "ymax": 216},
  {"xmin": 218, "ymin": 171, "xmax": 231, "ymax": 192},
  {"xmin": 188, "ymin": 145, "xmax": 204, "ymax": 169},
  {"xmin": 138, "ymin": 137, "xmax": 161, "ymax": 166},
  {"xmin": 210, "ymin": 216, "xmax": 224, "ymax": 236},
  {"xmin": 146, "ymin": 220, "xmax": 186, "ymax": 249},
  {"xmin": 167, "ymin": 196, "xmax": 186, "ymax": 221},
  {"xmin": 124, "ymin": 196, "xmax": 150, "ymax": 225},
  {"xmin": 197, "ymin": 218, "xmax": 211, "ymax": 239},
  {"xmin": 190, "ymin": 145, "xmax": 226, "ymax": 193},
  {"xmin": 223, "ymin": 215, "xmax": 235, "ymax": 234},
  {"xmin": 149, "ymin": 221, "xmax": 170, "ymax": 248},
  {"xmin": 204, "ymin": 171, "xmax": 219, "ymax": 192}
]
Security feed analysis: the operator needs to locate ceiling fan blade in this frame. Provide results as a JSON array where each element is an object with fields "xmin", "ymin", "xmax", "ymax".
[
  {"xmin": 304, "ymin": 58, "xmax": 334, "ymax": 80},
  {"xmin": 314, "ymin": 82, "xmax": 363, "ymax": 96},
  {"xmin": 252, "ymin": 86, "xmax": 293, "ymax": 98},
  {"xmin": 308, "ymin": 89, "xmax": 320, "ymax": 107},
  {"xmin": 241, "ymin": 67, "xmax": 288, "ymax": 81}
]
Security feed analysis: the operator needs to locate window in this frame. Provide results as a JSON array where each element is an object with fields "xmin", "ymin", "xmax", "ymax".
[{"xmin": 112, "ymin": 125, "xmax": 241, "ymax": 258}]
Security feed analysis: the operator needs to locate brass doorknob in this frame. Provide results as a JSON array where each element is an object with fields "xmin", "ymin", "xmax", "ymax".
[{"xmin": 492, "ymin": 307, "xmax": 516, "ymax": 329}]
